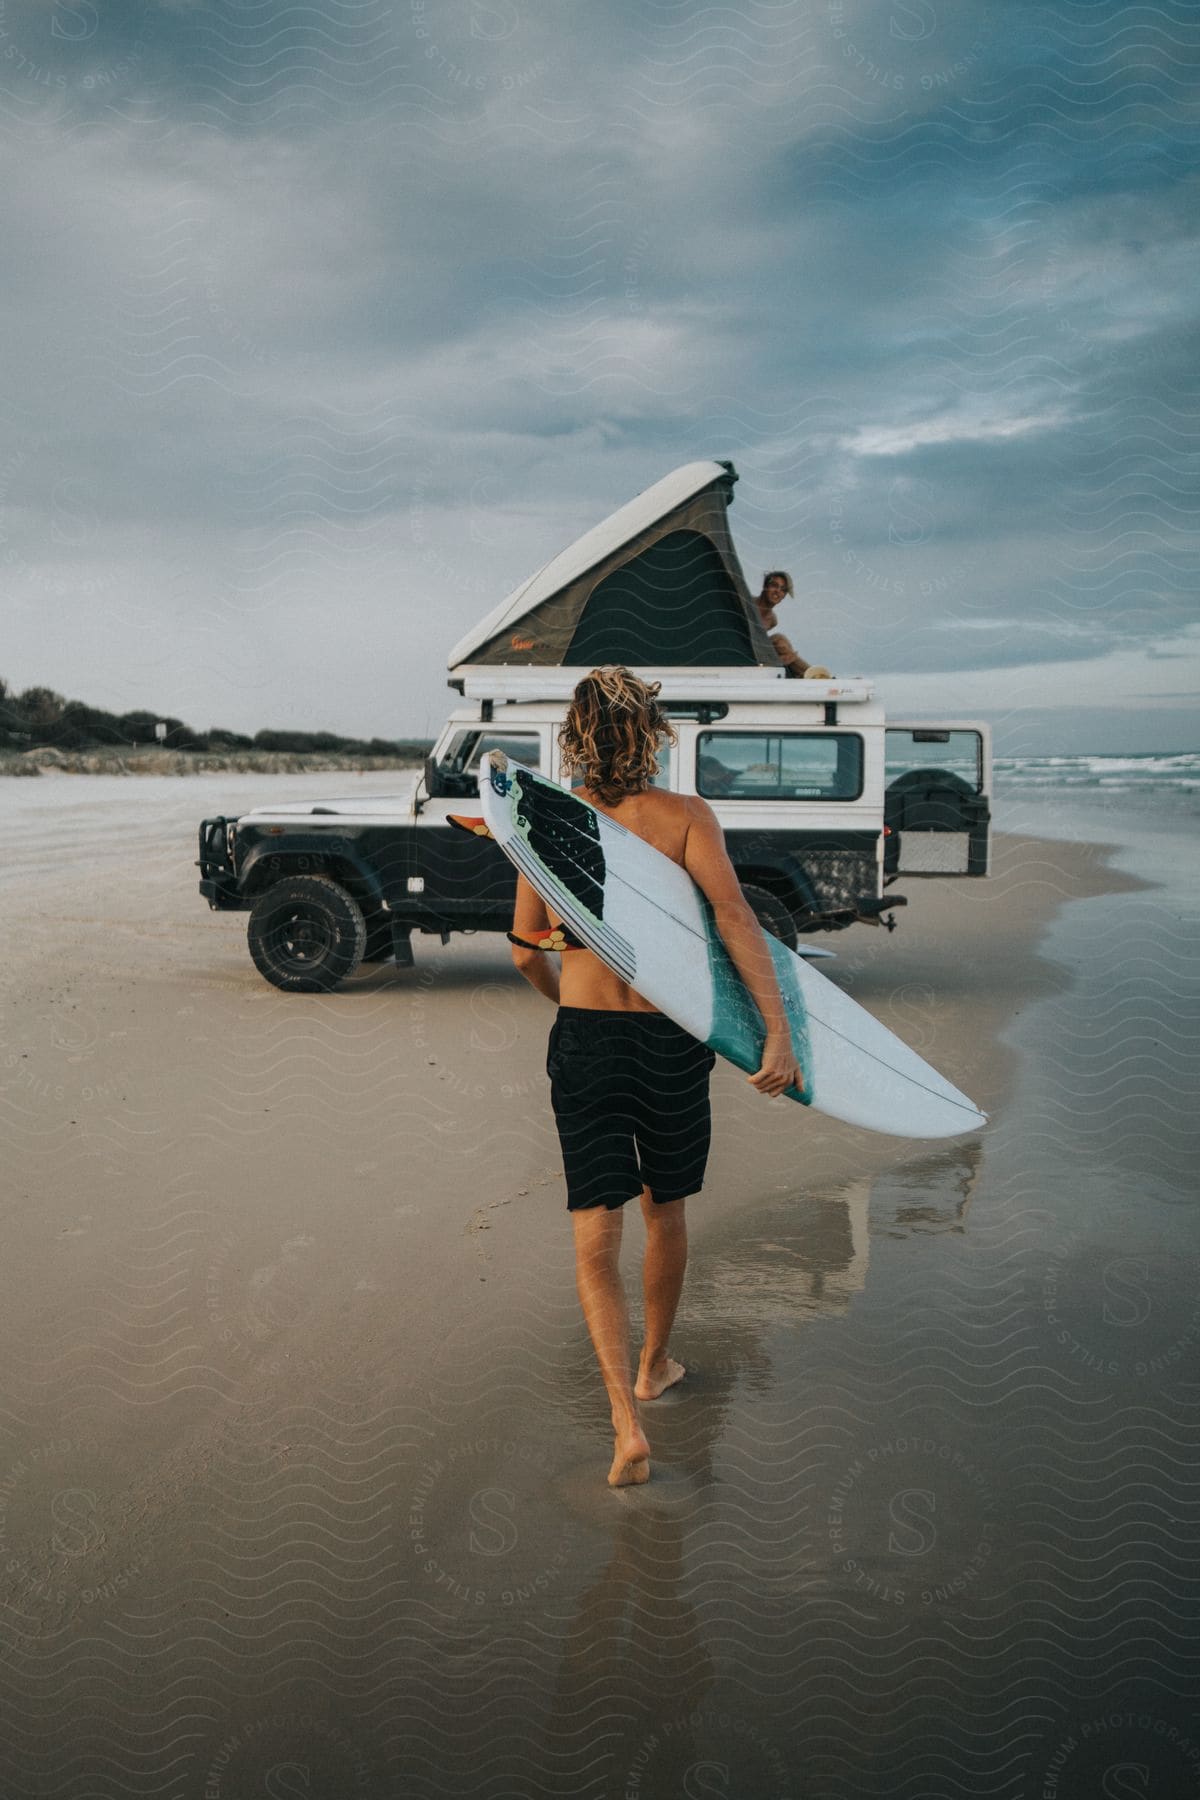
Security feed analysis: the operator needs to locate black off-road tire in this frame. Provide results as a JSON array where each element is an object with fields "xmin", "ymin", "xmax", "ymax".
[
  {"xmin": 740, "ymin": 882, "xmax": 799, "ymax": 953},
  {"xmin": 247, "ymin": 875, "xmax": 367, "ymax": 993}
]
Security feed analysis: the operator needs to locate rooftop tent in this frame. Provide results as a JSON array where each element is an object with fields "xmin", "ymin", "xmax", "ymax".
[{"xmin": 446, "ymin": 460, "xmax": 782, "ymax": 671}]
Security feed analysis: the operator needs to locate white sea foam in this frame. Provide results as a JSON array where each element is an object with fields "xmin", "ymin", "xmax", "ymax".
[{"xmin": 994, "ymin": 752, "xmax": 1199, "ymax": 796}]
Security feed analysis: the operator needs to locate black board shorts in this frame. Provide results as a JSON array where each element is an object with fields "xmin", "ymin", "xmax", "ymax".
[{"xmin": 546, "ymin": 1006, "xmax": 717, "ymax": 1213}]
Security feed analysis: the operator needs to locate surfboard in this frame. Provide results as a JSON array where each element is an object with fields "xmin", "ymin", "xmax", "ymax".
[{"xmin": 481, "ymin": 754, "xmax": 987, "ymax": 1140}]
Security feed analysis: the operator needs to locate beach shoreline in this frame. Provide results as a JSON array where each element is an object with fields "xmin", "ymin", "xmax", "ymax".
[{"xmin": 0, "ymin": 774, "xmax": 1192, "ymax": 1793}]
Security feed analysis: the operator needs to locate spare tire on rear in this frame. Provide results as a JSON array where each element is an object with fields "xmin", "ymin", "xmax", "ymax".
[{"xmin": 247, "ymin": 875, "xmax": 367, "ymax": 993}]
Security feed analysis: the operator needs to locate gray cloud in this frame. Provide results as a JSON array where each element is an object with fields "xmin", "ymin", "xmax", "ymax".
[{"xmin": 0, "ymin": 0, "xmax": 1195, "ymax": 751}]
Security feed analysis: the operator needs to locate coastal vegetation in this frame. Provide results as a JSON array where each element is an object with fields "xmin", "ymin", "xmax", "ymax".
[{"xmin": 0, "ymin": 677, "xmax": 432, "ymax": 775}]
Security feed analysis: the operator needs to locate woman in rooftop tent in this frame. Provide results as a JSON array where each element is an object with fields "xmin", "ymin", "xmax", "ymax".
[
  {"xmin": 509, "ymin": 667, "xmax": 801, "ymax": 1490},
  {"xmin": 753, "ymin": 570, "xmax": 832, "ymax": 679}
]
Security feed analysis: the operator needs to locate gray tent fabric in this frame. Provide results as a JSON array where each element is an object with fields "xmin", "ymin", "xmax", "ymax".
[{"xmin": 461, "ymin": 470, "xmax": 783, "ymax": 669}]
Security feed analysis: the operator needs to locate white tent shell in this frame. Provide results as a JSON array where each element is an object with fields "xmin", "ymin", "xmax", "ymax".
[{"xmin": 445, "ymin": 459, "xmax": 782, "ymax": 674}]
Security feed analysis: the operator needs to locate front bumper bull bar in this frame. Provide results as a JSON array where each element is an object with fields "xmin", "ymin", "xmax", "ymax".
[{"xmin": 196, "ymin": 816, "xmax": 241, "ymax": 908}]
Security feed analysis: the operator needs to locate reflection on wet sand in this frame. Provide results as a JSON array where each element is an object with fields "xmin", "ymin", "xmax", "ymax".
[
  {"xmin": 871, "ymin": 1140, "xmax": 983, "ymax": 1239},
  {"xmin": 677, "ymin": 1141, "xmax": 982, "ymax": 1336},
  {"xmin": 551, "ymin": 1151, "xmax": 983, "ymax": 1469},
  {"xmin": 545, "ymin": 1322, "xmax": 790, "ymax": 1791},
  {"xmin": 537, "ymin": 1147, "xmax": 991, "ymax": 1788},
  {"xmin": 691, "ymin": 1176, "xmax": 868, "ymax": 1327},
  {"xmin": 546, "ymin": 1493, "xmax": 717, "ymax": 1702}
]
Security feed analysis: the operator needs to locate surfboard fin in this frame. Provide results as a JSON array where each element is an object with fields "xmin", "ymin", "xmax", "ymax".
[{"xmin": 506, "ymin": 927, "xmax": 586, "ymax": 953}]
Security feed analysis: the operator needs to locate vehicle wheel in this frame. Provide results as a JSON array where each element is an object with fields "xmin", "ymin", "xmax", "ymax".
[
  {"xmin": 247, "ymin": 875, "xmax": 367, "ymax": 993},
  {"xmin": 740, "ymin": 882, "xmax": 798, "ymax": 952}
]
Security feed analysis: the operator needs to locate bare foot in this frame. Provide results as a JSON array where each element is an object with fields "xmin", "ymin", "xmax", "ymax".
[
  {"xmin": 635, "ymin": 1353, "xmax": 686, "ymax": 1400},
  {"xmin": 608, "ymin": 1415, "xmax": 651, "ymax": 1488}
]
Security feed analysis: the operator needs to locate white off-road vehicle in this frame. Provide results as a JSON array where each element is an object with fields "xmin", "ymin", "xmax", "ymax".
[{"xmin": 198, "ymin": 462, "xmax": 991, "ymax": 991}]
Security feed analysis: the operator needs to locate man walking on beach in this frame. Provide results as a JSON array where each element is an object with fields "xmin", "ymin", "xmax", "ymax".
[{"xmin": 510, "ymin": 667, "xmax": 800, "ymax": 1489}]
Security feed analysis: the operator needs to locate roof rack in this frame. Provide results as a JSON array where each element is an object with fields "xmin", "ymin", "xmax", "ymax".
[{"xmin": 448, "ymin": 666, "xmax": 875, "ymax": 704}]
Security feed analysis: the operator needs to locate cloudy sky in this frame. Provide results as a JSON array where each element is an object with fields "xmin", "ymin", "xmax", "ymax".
[{"xmin": 1, "ymin": 0, "xmax": 1196, "ymax": 753}]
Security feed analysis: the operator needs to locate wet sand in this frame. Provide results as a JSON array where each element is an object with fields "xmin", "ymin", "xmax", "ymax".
[{"xmin": 0, "ymin": 774, "xmax": 1196, "ymax": 1797}]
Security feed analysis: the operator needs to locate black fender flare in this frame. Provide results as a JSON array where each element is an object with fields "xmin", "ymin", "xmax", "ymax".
[{"xmin": 238, "ymin": 835, "xmax": 389, "ymax": 917}]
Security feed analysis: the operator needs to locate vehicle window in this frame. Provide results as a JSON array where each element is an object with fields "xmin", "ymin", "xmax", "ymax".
[
  {"xmin": 475, "ymin": 733, "xmax": 541, "ymax": 770},
  {"xmin": 886, "ymin": 729, "xmax": 981, "ymax": 791},
  {"xmin": 697, "ymin": 732, "xmax": 862, "ymax": 800},
  {"xmin": 453, "ymin": 732, "xmax": 542, "ymax": 772},
  {"xmin": 569, "ymin": 743, "xmax": 672, "ymax": 791},
  {"xmin": 650, "ymin": 742, "xmax": 672, "ymax": 790},
  {"xmin": 439, "ymin": 730, "xmax": 474, "ymax": 770}
]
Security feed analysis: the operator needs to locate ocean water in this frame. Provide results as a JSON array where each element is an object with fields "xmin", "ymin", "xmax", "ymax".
[{"xmin": 995, "ymin": 749, "xmax": 1200, "ymax": 797}]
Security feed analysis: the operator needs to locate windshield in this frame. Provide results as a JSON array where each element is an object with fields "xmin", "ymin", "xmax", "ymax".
[{"xmin": 444, "ymin": 731, "xmax": 542, "ymax": 773}]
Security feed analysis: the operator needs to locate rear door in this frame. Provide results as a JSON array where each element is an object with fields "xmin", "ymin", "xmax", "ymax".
[{"xmin": 884, "ymin": 722, "xmax": 991, "ymax": 876}]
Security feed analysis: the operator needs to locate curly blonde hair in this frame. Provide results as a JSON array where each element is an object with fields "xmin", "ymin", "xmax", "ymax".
[{"xmin": 557, "ymin": 666, "xmax": 677, "ymax": 804}]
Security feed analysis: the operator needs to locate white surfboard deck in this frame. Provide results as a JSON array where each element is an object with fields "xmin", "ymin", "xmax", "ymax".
[{"xmin": 484, "ymin": 754, "xmax": 986, "ymax": 1140}]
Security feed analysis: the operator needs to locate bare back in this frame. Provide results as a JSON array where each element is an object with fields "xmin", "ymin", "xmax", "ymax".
[{"xmin": 509, "ymin": 758, "xmax": 797, "ymax": 1086}]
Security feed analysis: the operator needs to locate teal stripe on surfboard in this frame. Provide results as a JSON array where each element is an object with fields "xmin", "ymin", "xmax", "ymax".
[
  {"xmin": 504, "ymin": 755, "xmax": 812, "ymax": 1100},
  {"xmin": 700, "ymin": 892, "xmax": 813, "ymax": 1105}
]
